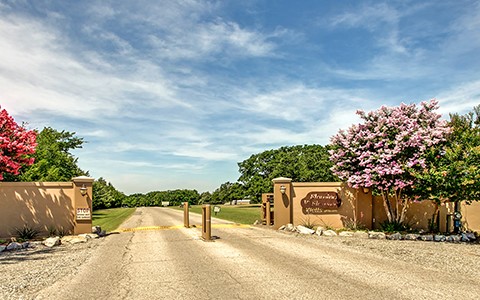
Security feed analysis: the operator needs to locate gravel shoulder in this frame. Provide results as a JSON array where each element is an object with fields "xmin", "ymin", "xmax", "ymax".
[{"xmin": 0, "ymin": 238, "xmax": 104, "ymax": 300}]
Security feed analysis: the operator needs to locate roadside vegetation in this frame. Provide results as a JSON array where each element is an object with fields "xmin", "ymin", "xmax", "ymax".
[{"xmin": 92, "ymin": 208, "xmax": 136, "ymax": 232}]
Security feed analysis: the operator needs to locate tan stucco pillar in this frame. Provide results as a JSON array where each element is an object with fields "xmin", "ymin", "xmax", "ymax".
[
  {"xmin": 355, "ymin": 187, "xmax": 373, "ymax": 229},
  {"xmin": 72, "ymin": 176, "xmax": 94, "ymax": 235},
  {"xmin": 272, "ymin": 177, "xmax": 292, "ymax": 229}
]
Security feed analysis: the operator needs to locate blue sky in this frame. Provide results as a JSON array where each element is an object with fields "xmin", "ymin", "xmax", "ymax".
[{"xmin": 1, "ymin": 0, "xmax": 479, "ymax": 195}]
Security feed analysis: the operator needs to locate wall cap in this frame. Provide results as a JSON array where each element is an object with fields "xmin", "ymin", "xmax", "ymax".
[
  {"xmin": 272, "ymin": 177, "xmax": 292, "ymax": 183},
  {"xmin": 72, "ymin": 176, "xmax": 95, "ymax": 183},
  {"xmin": 292, "ymin": 182, "xmax": 344, "ymax": 187},
  {"xmin": 0, "ymin": 182, "xmax": 72, "ymax": 187}
]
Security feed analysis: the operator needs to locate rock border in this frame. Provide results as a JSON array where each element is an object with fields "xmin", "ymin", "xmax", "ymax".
[
  {"xmin": 0, "ymin": 226, "xmax": 106, "ymax": 254},
  {"xmin": 276, "ymin": 223, "xmax": 478, "ymax": 243}
]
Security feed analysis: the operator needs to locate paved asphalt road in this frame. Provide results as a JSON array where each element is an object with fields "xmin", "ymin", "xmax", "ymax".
[{"xmin": 35, "ymin": 207, "xmax": 480, "ymax": 300}]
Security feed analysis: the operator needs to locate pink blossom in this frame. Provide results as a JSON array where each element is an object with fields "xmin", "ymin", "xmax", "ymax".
[
  {"xmin": 329, "ymin": 99, "xmax": 449, "ymax": 193},
  {"xmin": 0, "ymin": 106, "xmax": 37, "ymax": 180}
]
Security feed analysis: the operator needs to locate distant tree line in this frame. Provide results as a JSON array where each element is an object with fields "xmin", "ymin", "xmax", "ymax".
[
  {"xmin": 122, "ymin": 189, "xmax": 200, "ymax": 207},
  {"xmin": 94, "ymin": 144, "xmax": 339, "ymax": 207}
]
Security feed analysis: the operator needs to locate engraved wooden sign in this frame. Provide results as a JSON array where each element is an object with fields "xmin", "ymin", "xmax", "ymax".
[{"xmin": 300, "ymin": 192, "xmax": 341, "ymax": 214}]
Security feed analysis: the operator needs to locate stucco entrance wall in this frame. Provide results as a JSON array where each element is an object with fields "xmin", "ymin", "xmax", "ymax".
[
  {"xmin": 372, "ymin": 197, "xmax": 480, "ymax": 233},
  {"xmin": 272, "ymin": 177, "xmax": 480, "ymax": 233},
  {"xmin": 462, "ymin": 201, "xmax": 480, "ymax": 232},
  {"xmin": 272, "ymin": 178, "xmax": 373, "ymax": 230},
  {"xmin": 292, "ymin": 182, "xmax": 373, "ymax": 230},
  {"xmin": 0, "ymin": 177, "xmax": 93, "ymax": 238}
]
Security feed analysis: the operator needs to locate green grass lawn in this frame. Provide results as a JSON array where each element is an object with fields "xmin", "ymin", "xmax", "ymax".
[
  {"xmin": 172, "ymin": 204, "xmax": 262, "ymax": 224},
  {"xmin": 92, "ymin": 207, "xmax": 136, "ymax": 232}
]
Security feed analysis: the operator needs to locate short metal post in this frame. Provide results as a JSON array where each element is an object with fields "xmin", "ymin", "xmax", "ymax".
[
  {"xmin": 184, "ymin": 202, "xmax": 189, "ymax": 228},
  {"xmin": 266, "ymin": 201, "xmax": 271, "ymax": 226},
  {"xmin": 202, "ymin": 204, "xmax": 211, "ymax": 241}
]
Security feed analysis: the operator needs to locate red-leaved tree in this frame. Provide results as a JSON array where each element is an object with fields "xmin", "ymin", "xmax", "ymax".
[{"xmin": 0, "ymin": 106, "xmax": 37, "ymax": 180}]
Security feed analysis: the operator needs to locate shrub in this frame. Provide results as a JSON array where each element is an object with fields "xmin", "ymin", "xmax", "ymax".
[
  {"xmin": 380, "ymin": 220, "xmax": 409, "ymax": 233},
  {"xmin": 14, "ymin": 225, "xmax": 40, "ymax": 240},
  {"xmin": 56, "ymin": 227, "xmax": 69, "ymax": 238},
  {"xmin": 48, "ymin": 225, "xmax": 57, "ymax": 237},
  {"xmin": 300, "ymin": 217, "xmax": 316, "ymax": 229}
]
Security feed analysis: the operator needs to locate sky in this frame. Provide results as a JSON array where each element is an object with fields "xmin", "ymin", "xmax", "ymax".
[{"xmin": 1, "ymin": 0, "xmax": 479, "ymax": 195}]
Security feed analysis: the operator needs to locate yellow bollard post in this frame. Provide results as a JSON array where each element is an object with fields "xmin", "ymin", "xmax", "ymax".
[
  {"xmin": 202, "ymin": 204, "xmax": 211, "ymax": 241},
  {"xmin": 184, "ymin": 202, "xmax": 190, "ymax": 228}
]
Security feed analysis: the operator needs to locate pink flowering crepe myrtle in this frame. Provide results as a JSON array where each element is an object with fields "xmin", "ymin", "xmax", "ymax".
[
  {"xmin": 0, "ymin": 106, "xmax": 37, "ymax": 180},
  {"xmin": 329, "ymin": 100, "xmax": 450, "ymax": 223}
]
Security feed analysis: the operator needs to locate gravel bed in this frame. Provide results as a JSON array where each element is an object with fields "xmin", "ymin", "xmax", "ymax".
[
  {"xmin": 0, "ymin": 238, "xmax": 104, "ymax": 300},
  {"xmin": 282, "ymin": 231, "xmax": 480, "ymax": 277}
]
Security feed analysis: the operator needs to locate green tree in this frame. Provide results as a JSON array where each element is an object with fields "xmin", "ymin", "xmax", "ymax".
[
  {"xmin": 124, "ymin": 193, "xmax": 147, "ymax": 207},
  {"xmin": 123, "ymin": 189, "xmax": 200, "ymax": 207},
  {"xmin": 410, "ymin": 106, "xmax": 480, "ymax": 228},
  {"xmin": 16, "ymin": 127, "xmax": 86, "ymax": 181},
  {"xmin": 167, "ymin": 189, "xmax": 200, "ymax": 206},
  {"xmin": 199, "ymin": 191, "xmax": 212, "ymax": 204},
  {"xmin": 210, "ymin": 182, "xmax": 246, "ymax": 204},
  {"xmin": 238, "ymin": 144, "xmax": 336, "ymax": 202},
  {"xmin": 92, "ymin": 177, "xmax": 126, "ymax": 209}
]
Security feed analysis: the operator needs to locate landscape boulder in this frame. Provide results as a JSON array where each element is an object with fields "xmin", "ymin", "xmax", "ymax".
[
  {"xmin": 296, "ymin": 225, "xmax": 315, "ymax": 235},
  {"xmin": 315, "ymin": 227, "xmax": 324, "ymax": 236},
  {"xmin": 434, "ymin": 235, "xmax": 446, "ymax": 242},
  {"xmin": 92, "ymin": 226, "xmax": 102, "ymax": 234},
  {"xmin": 353, "ymin": 231, "xmax": 369, "ymax": 239},
  {"xmin": 461, "ymin": 233, "xmax": 470, "ymax": 242},
  {"xmin": 62, "ymin": 235, "xmax": 88, "ymax": 244},
  {"xmin": 6, "ymin": 242, "xmax": 23, "ymax": 250},
  {"xmin": 446, "ymin": 235, "xmax": 461, "ymax": 243},
  {"xmin": 322, "ymin": 230, "xmax": 337, "ymax": 237},
  {"xmin": 339, "ymin": 231, "xmax": 354, "ymax": 237},
  {"xmin": 387, "ymin": 233, "xmax": 403, "ymax": 240},
  {"xmin": 368, "ymin": 232, "xmax": 386, "ymax": 239},
  {"xmin": 43, "ymin": 237, "xmax": 61, "ymax": 248},
  {"xmin": 465, "ymin": 232, "xmax": 476, "ymax": 241},
  {"xmin": 79, "ymin": 233, "xmax": 99, "ymax": 239},
  {"xmin": 420, "ymin": 235, "xmax": 434, "ymax": 241},
  {"xmin": 404, "ymin": 234, "xmax": 420, "ymax": 240},
  {"xmin": 285, "ymin": 224, "xmax": 295, "ymax": 232},
  {"xmin": 70, "ymin": 236, "xmax": 88, "ymax": 244},
  {"xmin": 0, "ymin": 245, "xmax": 6, "ymax": 252}
]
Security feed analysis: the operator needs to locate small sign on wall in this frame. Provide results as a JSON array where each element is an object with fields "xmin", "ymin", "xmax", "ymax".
[{"xmin": 76, "ymin": 207, "xmax": 91, "ymax": 220}]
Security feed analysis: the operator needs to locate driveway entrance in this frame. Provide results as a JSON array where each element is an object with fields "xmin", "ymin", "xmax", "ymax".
[{"xmin": 35, "ymin": 207, "xmax": 480, "ymax": 299}]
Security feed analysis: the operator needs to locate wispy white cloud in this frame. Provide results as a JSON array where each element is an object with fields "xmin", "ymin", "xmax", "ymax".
[
  {"xmin": 83, "ymin": 1, "xmax": 284, "ymax": 61},
  {"xmin": 329, "ymin": 3, "xmax": 406, "ymax": 53},
  {"xmin": 237, "ymin": 83, "xmax": 371, "ymax": 122},
  {"xmin": 145, "ymin": 19, "xmax": 282, "ymax": 60},
  {"xmin": 323, "ymin": 2, "xmax": 457, "ymax": 81},
  {"xmin": 0, "ymin": 14, "xmax": 193, "ymax": 122},
  {"xmin": 436, "ymin": 80, "xmax": 480, "ymax": 117}
]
